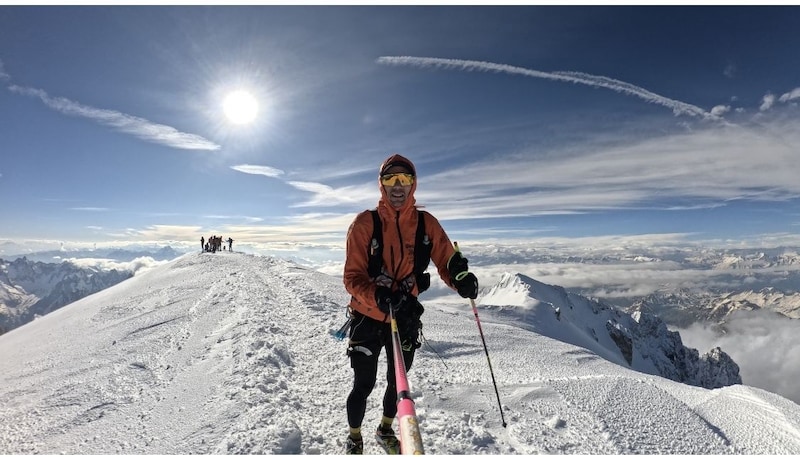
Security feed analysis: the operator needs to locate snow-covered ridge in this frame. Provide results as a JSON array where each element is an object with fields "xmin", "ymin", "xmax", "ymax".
[
  {"xmin": 1, "ymin": 252, "xmax": 798, "ymax": 454},
  {"xmin": 480, "ymin": 272, "xmax": 740, "ymax": 389}
]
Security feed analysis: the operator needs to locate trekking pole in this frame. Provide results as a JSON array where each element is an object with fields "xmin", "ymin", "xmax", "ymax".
[
  {"xmin": 420, "ymin": 330, "xmax": 449, "ymax": 370},
  {"xmin": 454, "ymin": 243, "xmax": 507, "ymax": 428},
  {"xmin": 389, "ymin": 306, "xmax": 425, "ymax": 454}
]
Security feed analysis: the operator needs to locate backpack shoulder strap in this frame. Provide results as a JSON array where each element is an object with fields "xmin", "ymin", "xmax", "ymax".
[
  {"xmin": 367, "ymin": 210, "xmax": 383, "ymax": 278},
  {"xmin": 414, "ymin": 210, "xmax": 432, "ymax": 276},
  {"xmin": 367, "ymin": 209, "xmax": 432, "ymax": 285}
]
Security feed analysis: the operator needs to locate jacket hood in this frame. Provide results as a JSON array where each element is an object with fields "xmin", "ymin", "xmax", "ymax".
[
  {"xmin": 379, "ymin": 154, "xmax": 417, "ymax": 176},
  {"xmin": 378, "ymin": 154, "xmax": 417, "ymax": 212}
]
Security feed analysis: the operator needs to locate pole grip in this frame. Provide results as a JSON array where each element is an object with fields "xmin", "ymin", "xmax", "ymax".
[
  {"xmin": 389, "ymin": 307, "xmax": 426, "ymax": 453},
  {"xmin": 398, "ymin": 415, "xmax": 425, "ymax": 455}
]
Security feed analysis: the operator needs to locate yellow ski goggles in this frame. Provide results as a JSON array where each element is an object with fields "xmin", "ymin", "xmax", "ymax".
[{"xmin": 380, "ymin": 173, "xmax": 415, "ymax": 187}]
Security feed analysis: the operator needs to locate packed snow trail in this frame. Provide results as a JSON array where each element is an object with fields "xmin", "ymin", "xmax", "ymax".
[{"xmin": 2, "ymin": 253, "xmax": 800, "ymax": 454}]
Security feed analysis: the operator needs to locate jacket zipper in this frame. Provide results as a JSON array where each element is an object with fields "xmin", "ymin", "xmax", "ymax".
[{"xmin": 391, "ymin": 210, "xmax": 404, "ymax": 284}]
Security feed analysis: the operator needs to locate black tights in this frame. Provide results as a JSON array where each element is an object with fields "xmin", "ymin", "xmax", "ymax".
[{"xmin": 346, "ymin": 318, "xmax": 416, "ymax": 429}]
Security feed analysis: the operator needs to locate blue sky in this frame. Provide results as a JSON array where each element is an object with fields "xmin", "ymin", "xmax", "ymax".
[{"xmin": 2, "ymin": 5, "xmax": 800, "ymax": 253}]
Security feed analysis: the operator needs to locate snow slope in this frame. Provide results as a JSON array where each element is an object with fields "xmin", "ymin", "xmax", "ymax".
[
  {"xmin": 1, "ymin": 253, "xmax": 799, "ymax": 454},
  {"xmin": 480, "ymin": 273, "xmax": 741, "ymax": 389}
]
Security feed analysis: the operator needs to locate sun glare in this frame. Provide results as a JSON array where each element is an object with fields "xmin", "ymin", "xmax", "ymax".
[{"xmin": 223, "ymin": 90, "xmax": 259, "ymax": 125}]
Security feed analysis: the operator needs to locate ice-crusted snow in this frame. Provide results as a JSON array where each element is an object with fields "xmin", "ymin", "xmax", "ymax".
[{"xmin": 1, "ymin": 253, "xmax": 799, "ymax": 454}]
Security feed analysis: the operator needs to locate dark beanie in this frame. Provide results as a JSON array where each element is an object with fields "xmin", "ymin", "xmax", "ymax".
[{"xmin": 379, "ymin": 155, "xmax": 415, "ymax": 176}]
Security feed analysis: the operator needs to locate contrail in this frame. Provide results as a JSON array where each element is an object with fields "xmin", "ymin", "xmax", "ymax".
[
  {"xmin": 552, "ymin": 71, "xmax": 710, "ymax": 118},
  {"xmin": 377, "ymin": 56, "xmax": 714, "ymax": 120},
  {"xmin": 9, "ymin": 85, "xmax": 221, "ymax": 151}
]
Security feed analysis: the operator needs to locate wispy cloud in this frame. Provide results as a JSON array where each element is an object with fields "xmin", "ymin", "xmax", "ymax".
[
  {"xmin": 252, "ymin": 111, "xmax": 800, "ymax": 222},
  {"xmin": 779, "ymin": 87, "xmax": 800, "ymax": 103},
  {"xmin": 230, "ymin": 164, "xmax": 375, "ymax": 209},
  {"xmin": 419, "ymin": 118, "xmax": 800, "ymax": 220},
  {"xmin": 221, "ymin": 213, "xmax": 355, "ymax": 245},
  {"xmin": 723, "ymin": 63, "xmax": 737, "ymax": 79},
  {"xmin": 757, "ymin": 87, "xmax": 800, "ymax": 110},
  {"xmin": 710, "ymin": 105, "xmax": 731, "ymax": 117},
  {"xmin": 125, "ymin": 215, "xmax": 355, "ymax": 247},
  {"xmin": 230, "ymin": 164, "xmax": 285, "ymax": 178},
  {"xmin": 70, "ymin": 207, "xmax": 109, "ymax": 212},
  {"xmin": 0, "ymin": 59, "xmax": 9, "ymax": 81},
  {"xmin": 760, "ymin": 93, "xmax": 776, "ymax": 111},
  {"xmin": 377, "ymin": 56, "xmax": 715, "ymax": 120},
  {"xmin": 223, "ymin": 59, "xmax": 800, "ymax": 228},
  {"xmin": 9, "ymin": 85, "xmax": 220, "ymax": 151},
  {"xmin": 287, "ymin": 181, "xmax": 335, "ymax": 199},
  {"xmin": 286, "ymin": 181, "xmax": 368, "ymax": 207},
  {"xmin": 131, "ymin": 224, "xmax": 204, "ymax": 241},
  {"xmin": 203, "ymin": 214, "xmax": 264, "ymax": 223}
]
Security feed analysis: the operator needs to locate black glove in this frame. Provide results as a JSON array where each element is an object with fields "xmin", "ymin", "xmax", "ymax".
[
  {"xmin": 396, "ymin": 298, "xmax": 425, "ymax": 350},
  {"xmin": 454, "ymin": 272, "xmax": 479, "ymax": 299},
  {"xmin": 375, "ymin": 286, "xmax": 408, "ymax": 314},
  {"xmin": 447, "ymin": 251, "xmax": 469, "ymax": 280},
  {"xmin": 448, "ymin": 251, "xmax": 478, "ymax": 299}
]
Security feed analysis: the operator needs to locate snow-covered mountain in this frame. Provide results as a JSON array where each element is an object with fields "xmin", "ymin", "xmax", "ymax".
[
  {"xmin": 1, "ymin": 245, "xmax": 184, "ymax": 263},
  {"xmin": 707, "ymin": 250, "xmax": 800, "ymax": 270},
  {"xmin": 708, "ymin": 288, "xmax": 800, "ymax": 321},
  {"xmin": 629, "ymin": 287, "xmax": 800, "ymax": 328},
  {"xmin": 468, "ymin": 244, "xmax": 800, "ymax": 327},
  {"xmin": 0, "ymin": 257, "xmax": 133, "ymax": 334},
  {"xmin": 2, "ymin": 252, "xmax": 799, "ymax": 454},
  {"xmin": 480, "ymin": 273, "xmax": 741, "ymax": 389}
]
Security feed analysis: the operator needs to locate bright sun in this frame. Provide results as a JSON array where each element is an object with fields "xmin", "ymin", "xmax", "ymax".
[{"xmin": 223, "ymin": 90, "xmax": 259, "ymax": 125}]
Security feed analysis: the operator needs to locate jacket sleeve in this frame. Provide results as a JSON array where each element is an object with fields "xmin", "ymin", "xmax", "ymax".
[
  {"xmin": 423, "ymin": 212, "xmax": 459, "ymax": 290},
  {"xmin": 343, "ymin": 211, "xmax": 379, "ymax": 315}
]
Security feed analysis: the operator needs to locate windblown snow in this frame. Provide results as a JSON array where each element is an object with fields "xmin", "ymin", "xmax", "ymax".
[{"xmin": 1, "ymin": 253, "xmax": 799, "ymax": 454}]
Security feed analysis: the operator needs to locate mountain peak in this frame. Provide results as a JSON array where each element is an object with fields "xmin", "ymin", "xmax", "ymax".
[
  {"xmin": 481, "ymin": 272, "xmax": 547, "ymax": 306},
  {"xmin": 480, "ymin": 272, "xmax": 741, "ymax": 389}
]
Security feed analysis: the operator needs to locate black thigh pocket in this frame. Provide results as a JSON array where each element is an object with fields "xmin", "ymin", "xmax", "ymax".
[{"xmin": 347, "ymin": 314, "xmax": 384, "ymax": 364}]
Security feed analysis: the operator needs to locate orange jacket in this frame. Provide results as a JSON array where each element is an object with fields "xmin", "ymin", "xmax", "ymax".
[{"xmin": 344, "ymin": 154, "xmax": 459, "ymax": 323}]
